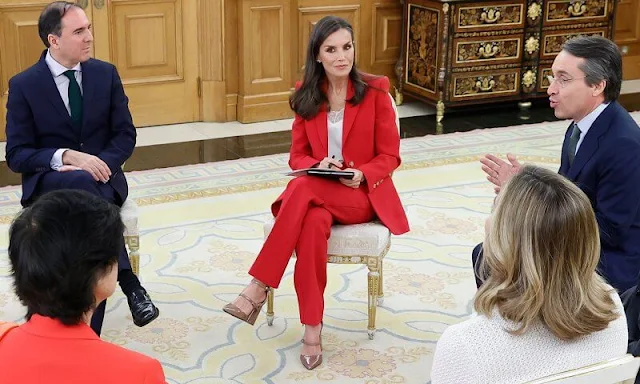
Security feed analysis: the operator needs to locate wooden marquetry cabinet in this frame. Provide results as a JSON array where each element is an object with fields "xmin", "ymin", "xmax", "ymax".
[{"xmin": 395, "ymin": 0, "xmax": 617, "ymax": 122}]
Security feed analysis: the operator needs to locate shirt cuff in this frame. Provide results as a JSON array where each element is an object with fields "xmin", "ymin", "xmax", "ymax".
[{"xmin": 50, "ymin": 148, "xmax": 68, "ymax": 170}]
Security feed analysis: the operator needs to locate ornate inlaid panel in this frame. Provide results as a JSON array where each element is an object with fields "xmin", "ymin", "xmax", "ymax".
[
  {"xmin": 405, "ymin": 4, "xmax": 439, "ymax": 94},
  {"xmin": 540, "ymin": 28, "xmax": 607, "ymax": 58},
  {"xmin": 453, "ymin": 36, "xmax": 522, "ymax": 67},
  {"xmin": 544, "ymin": 0, "xmax": 609, "ymax": 25},
  {"xmin": 451, "ymin": 70, "xmax": 520, "ymax": 100},
  {"xmin": 456, "ymin": 2, "xmax": 525, "ymax": 32},
  {"xmin": 538, "ymin": 67, "xmax": 553, "ymax": 92}
]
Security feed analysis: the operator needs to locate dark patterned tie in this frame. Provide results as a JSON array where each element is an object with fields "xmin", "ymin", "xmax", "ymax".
[
  {"xmin": 567, "ymin": 123, "xmax": 581, "ymax": 165},
  {"xmin": 63, "ymin": 70, "xmax": 83, "ymax": 127}
]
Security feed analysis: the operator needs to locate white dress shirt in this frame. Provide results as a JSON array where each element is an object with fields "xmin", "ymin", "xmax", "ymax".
[
  {"xmin": 571, "ymin": 102, "xmax": 609, "ymax": 155},
  {"xmin": 45, "ymin": 49, "xmax": 82, "ymax": 170}
]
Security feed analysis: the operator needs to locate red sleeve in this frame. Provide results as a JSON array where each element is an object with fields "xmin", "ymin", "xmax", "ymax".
[
  {"xmin": 358, "ymin": 76, "xmax": 402, "ymax": 193},
  {"xmin": 288, "ymin": 81, "xmax": 320, "ymax": 170}
]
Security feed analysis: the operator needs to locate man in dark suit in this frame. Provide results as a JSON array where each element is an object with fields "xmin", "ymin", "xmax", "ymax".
[
  {"xmin": 475, "ymin": 36, "xmax": 640, "ymax": 293},
  {"xmin": 5, "ymin": 1, "xmax": 159, "ymax": 335}
]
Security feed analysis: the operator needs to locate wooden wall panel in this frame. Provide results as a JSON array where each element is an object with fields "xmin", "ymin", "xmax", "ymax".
[
  {"xmin": 224, "ymin": 0, "xmax": 239, "ymax": 121},
  {"xmin": 615, "ymin": 0, "xmax": 640, "ymax": 80},
  {"xmin": 231, "ymin": 0, "xmax": 402, "ymax": 123},
  {"xmin": 92, "ymin": 0, "xmax": 199, "ymax": 127},
  {"xmin": 371, "ymin": 3, "xmax": 402, "ymax": 67},
  {"xmin": 297, "ymin": 5, "xmax": 361, "ymax": 78},
  {"xmin": 0, "ymin": 1, "xmax": 51, "ymax": 141},
  {"xmin": 112, "ymin": 3, "xmax": 182, "ymax": 82},
  {"xmin": 237, "ymin": 0, "xmax": 292, "ymax": 122},
  {"xmin": 0, "ymin": 0, "xmax": 403, "ymax": 128},
  {"xmin": 198, "ymin": 0, "xmax": 226, "ymax": 121}
]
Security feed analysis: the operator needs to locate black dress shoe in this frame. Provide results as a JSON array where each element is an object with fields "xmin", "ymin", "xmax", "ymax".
[{"xmin": 126, "ymin": 288, "xmax": 160, "ymax": 327}]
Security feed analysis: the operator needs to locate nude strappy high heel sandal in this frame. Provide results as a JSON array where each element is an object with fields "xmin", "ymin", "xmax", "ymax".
[
  {"xmin": 300, "ymin": 323, "xmax": 323, "ymax": 370},
  {"xmin": 222, "ymin": 278, "xmax": 271, "ymax": 326}
]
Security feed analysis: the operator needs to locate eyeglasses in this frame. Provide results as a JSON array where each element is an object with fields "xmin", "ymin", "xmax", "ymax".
[{"xmin": 546, "ymin": 75, "xmax": 586, "ymax": 88}]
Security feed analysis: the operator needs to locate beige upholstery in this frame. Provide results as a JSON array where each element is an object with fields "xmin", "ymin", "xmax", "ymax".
[
  {"xmin": 120, "ymin": 198, "xmax": 140, "ymax": 276},
  {"xmin": 526, "ymin": 355, "xmax": 640, "ymax": 384},
  {"xmin": 263, "ymin": 218, "xmax": 390, "ymax": 340},
  {"xmin": 264, "ymin": 92, "xmax": 400, "ymax": 340}
]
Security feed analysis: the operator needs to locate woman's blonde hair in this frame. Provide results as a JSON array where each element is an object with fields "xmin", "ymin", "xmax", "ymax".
[{"xmin": 475, "ymin": 165, "xmax": 619, "ymax": 340}]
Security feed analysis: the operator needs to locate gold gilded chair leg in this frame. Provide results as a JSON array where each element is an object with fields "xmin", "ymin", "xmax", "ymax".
[
  {"xmin": 266, "ymin": 288, "xmax": 275, "ymax": 326},
  {"xmin": 125, "ymin": 235, "xmax": 140, "ymax": 276},
  {"xmin": 377, "ymin": 262, "xmax": 384, "ymax": 306},
  {"xmin": 367, "ymin": 260, "xmax": 381, "ymax": 340}
]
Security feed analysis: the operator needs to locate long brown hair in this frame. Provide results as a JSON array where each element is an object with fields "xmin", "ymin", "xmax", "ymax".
[
  {"xmin": 475, "ymin": 165, "xmax": 619, "ymax": 340},
  {"xmin": 289, "ymin": 16, "xmax": 368, "ymax": 120}
]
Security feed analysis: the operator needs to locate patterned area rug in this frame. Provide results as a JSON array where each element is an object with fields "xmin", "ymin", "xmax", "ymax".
[{"xmin": 1, "ymin": 114, "xmax": 637, "ymax": 383}]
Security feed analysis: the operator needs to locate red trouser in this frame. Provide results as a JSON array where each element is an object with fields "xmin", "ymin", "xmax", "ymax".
[{"xmin": 248, "ymin": 176, "xmax": 375, "ymax": 325}]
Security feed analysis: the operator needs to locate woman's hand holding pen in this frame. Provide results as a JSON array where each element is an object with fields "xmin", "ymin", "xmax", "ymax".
[
  {"xmin": 317, "ymin": 156, "xmax": 364, "ymax": 188},
  {"xmin": 318, "ymin": 156, "xmax": 343, "ymax": 169}
]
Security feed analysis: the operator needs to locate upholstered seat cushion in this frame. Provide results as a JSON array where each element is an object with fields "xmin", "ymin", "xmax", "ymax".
[
  {"xmin": 263, "ymin": 218, "xmax": 390, "ymax": 257},
  {"xmin": 120, "ymin": 198, "xmax": 139, "ymax": 237}
]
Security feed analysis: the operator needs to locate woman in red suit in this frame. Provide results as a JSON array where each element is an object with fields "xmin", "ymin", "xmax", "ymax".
[
  {"xmin": 0, "ymin": 190, "xmax": 166, "ymax": 384},
  {"xmin": 223, "ymin": 16, "xmax": 409, "ymax": 370}
]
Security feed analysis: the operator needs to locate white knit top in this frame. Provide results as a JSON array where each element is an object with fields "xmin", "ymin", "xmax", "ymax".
[
  {"xmin": 430, "ymin": 289, "xmax": 628, "ymax": 384},
  {"xmin": 327, "ymin": 109, "xmax": 344, "ymax": 161}
]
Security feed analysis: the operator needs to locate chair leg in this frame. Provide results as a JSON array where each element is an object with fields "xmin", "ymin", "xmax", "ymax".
[
  {"xmin": 266, "ymin": 288, "xmax": 275, "ymax": 326},
  {"xmin": 367, "ymin": 259, "xmax": 381, "ymax": 340},
  {"xmin": 377, "ymin": 261, "xmax": 384, "ymax": 306},
  {"xmin": 125, "ymin": 235, "xmax": 140, "ymax": 276}
]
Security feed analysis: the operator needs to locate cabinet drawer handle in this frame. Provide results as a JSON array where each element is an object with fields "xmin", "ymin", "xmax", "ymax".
[
  {"xmin": 481, "ymin": 8, "xmax": 501, "ymax": 23},
  {"xmin": 475, "ymin": 76, "xmax": 496, "ymax": 92},
  {"xmin": 568, "ymin": 1, "xmax": 587, "ymax": 17},
  {"xmin": 478, "ymin": 43, "xmax": 500, "ymax": 58}
]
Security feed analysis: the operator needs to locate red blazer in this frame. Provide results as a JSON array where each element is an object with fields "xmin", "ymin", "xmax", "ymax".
[
  {"xmin": 282, "ymin": 75, "xmax": 409, "ymax": 235},
  {"xmin": 0, "ymin": 315, "xmax": 166, "ymax": 384}
]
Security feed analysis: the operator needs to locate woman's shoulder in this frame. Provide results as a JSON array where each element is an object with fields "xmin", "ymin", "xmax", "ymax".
[
  {"xmin": 438, "ymin": 313, "xmax": 499, "ymax": 344},
  {"xmin": 361, "ymin": 73, "xmax": 390, "ymax": 92}
]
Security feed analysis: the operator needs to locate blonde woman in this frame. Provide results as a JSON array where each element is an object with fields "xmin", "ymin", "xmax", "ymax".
[{"xmin": 431, "ymin": 165, "xmax": 627, "ymax": 384}]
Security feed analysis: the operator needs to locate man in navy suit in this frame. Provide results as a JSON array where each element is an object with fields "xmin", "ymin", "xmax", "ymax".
[
  {"xmin": 5, "ymin": 1, "xmax": 159, "ymax": 335},
  {"xmin": 475, "ymin": 36, "xmax": 640, "ymax": 293}
]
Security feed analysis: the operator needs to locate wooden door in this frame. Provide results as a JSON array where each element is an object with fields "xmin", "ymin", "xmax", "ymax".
[
  {"xmin": 90, "ymin": 0, "xmax": 200, "ymax": 126},
  {"xmin": 615, "ymin": 0, "xmax": 640, "ymax": 80}
]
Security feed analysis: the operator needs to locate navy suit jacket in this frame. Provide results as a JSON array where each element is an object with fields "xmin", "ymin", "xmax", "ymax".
[
  {"xmin": 558, "ymin": 101, "xmax": 640, "ymax": 292},
  {"xmin": 5, "ymin": 50, "xmax": 135, "ymax": 206}
]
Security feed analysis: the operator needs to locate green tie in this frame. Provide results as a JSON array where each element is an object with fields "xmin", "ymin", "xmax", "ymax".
[
  {"xmin": 63, "ymin": 70, "xmax": 83, "ymax": 126},
  {"xmin": 567, "ymin": 123, "xmax": 581, "ymax": 165}
]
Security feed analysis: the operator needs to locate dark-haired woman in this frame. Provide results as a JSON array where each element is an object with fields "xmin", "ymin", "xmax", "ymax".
[
  {"xmin": 223, "ymin": 15, "xmax": 409, "ymax": 370},
  {"xmin": 0, "ymin": 190, "xmax": 165, "ymax": 384}
]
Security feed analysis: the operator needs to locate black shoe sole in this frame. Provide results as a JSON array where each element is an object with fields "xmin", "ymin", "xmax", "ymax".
[{"xmin": 133, "ymin": 307, "xmax": 160, "ymax": 327}]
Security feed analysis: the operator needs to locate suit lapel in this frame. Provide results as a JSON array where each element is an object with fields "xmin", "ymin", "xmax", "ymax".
[
  {"xmin": 315, "ymin": 109, "xmax": 329, "ymax": 155},
  {"xmin": 80, "ymin": 59, "xmax": 96, "ymax": 134},
  {"xmin": 567, "ymin": 102, "xmax": 616, "ymax": 180},
  {"xmin": 342, "ymin": 79, "xmax": 359, "ymax": 146},
  {"xmin": 558, "ymin": 123, "xmax": 572, "ymax": 176},
  {"xmin": 35, "ymin": 51, "xmax": 71, "ymax": 123}
]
